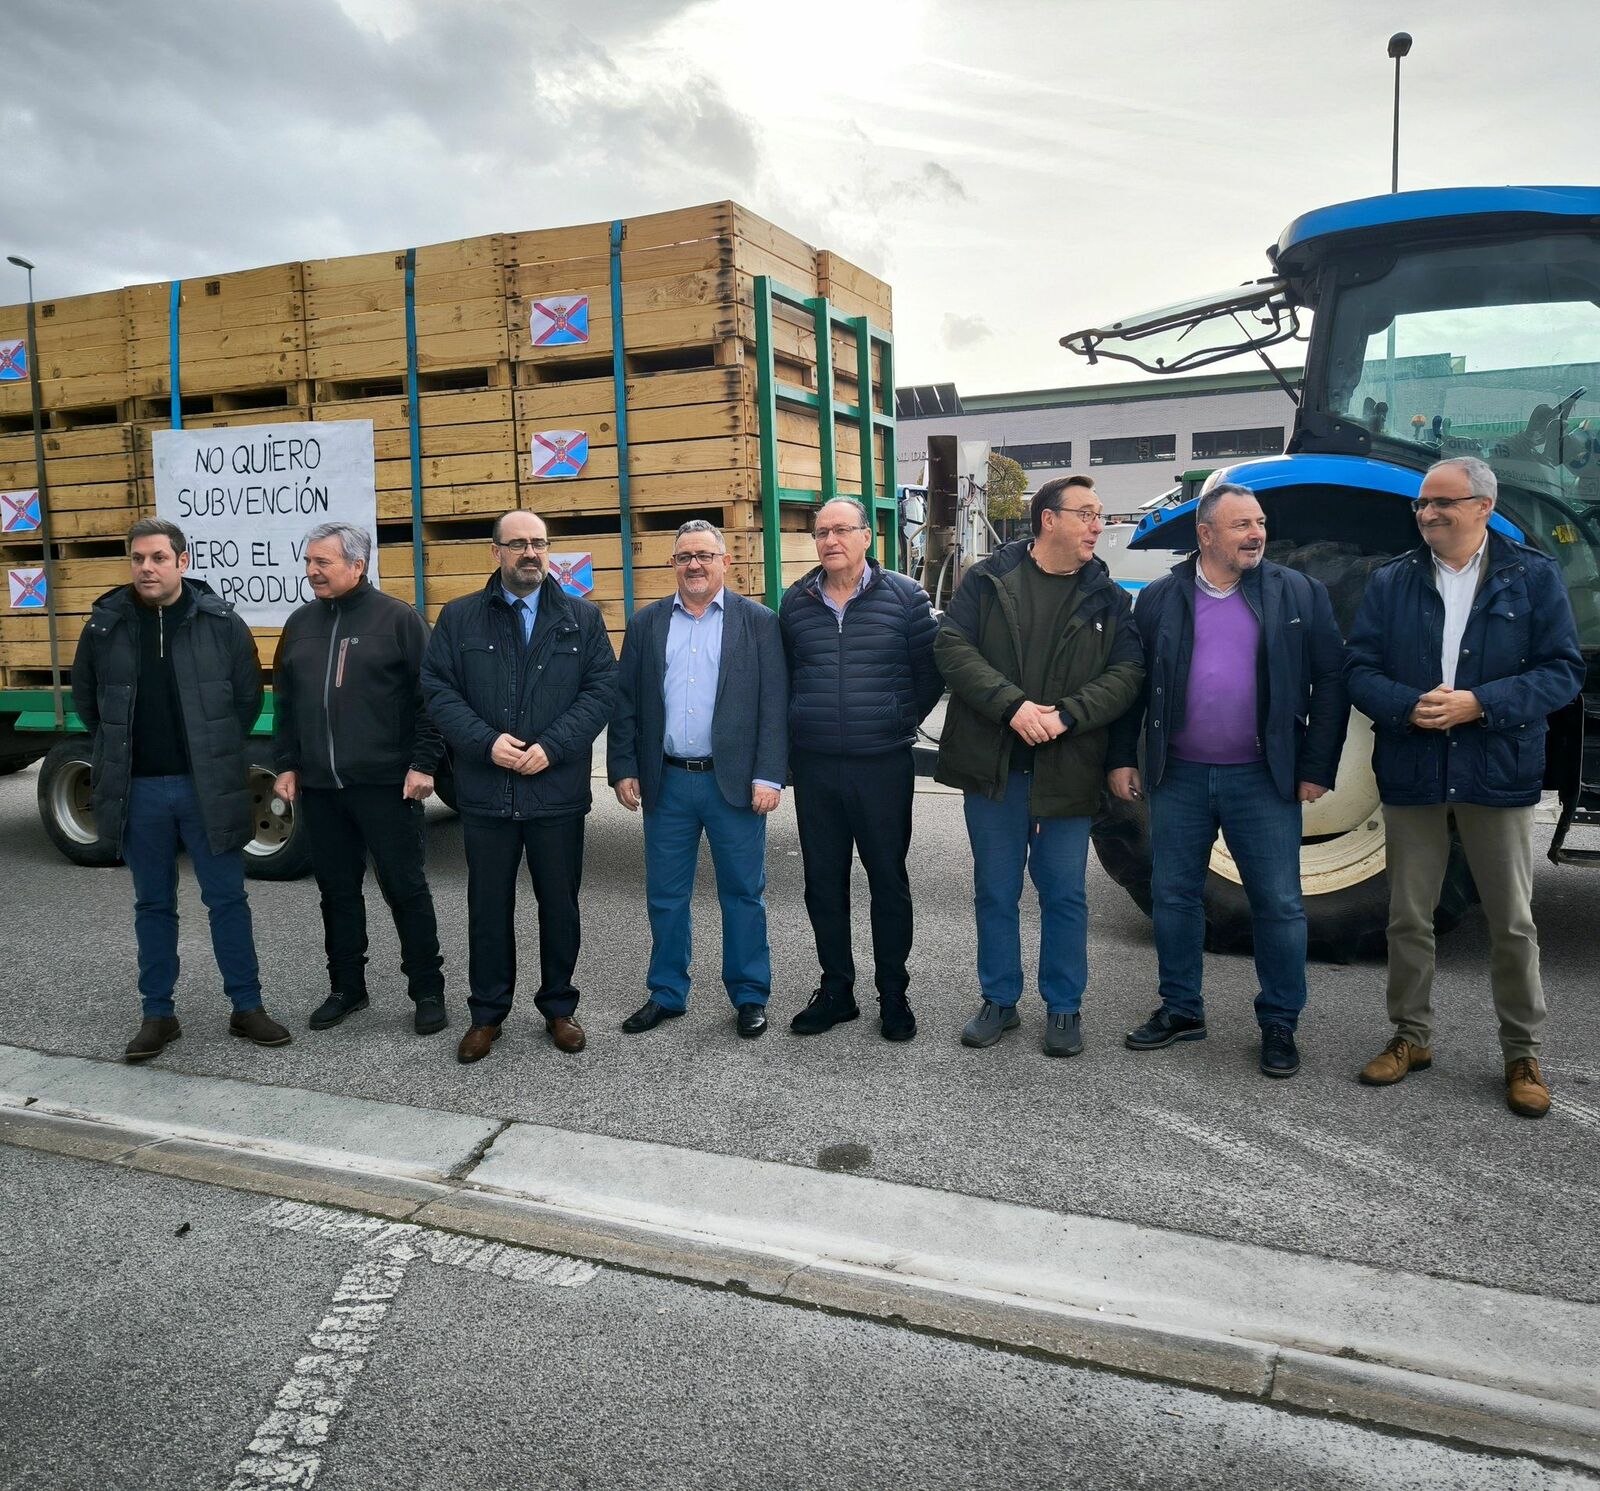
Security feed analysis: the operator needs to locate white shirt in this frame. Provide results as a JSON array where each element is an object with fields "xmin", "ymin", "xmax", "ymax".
[
  {"xmin": 1194, "ymin": 558, "xmax": 1240, "ymax": 599},
  {"xmin": 1434, "ymin": 537, "xmax": 1487, "ymax": 689}
]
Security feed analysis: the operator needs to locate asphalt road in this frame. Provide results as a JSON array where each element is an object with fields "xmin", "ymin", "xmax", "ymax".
[
  {"xmin": 1, "ymin": 762, "xmax": 1597, "ymax": 1304},
  {"xmin": 1, "ymin": 1146, "xmax": 1589, "ymax": 1491}
]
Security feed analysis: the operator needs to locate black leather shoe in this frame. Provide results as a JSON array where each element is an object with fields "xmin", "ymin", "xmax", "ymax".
[
  {"xmin": 310, "ymin": 991, "xmax": 369, "ymax": 1030},
  {"xmin": 1125, "ymin": 1006, "xmax": 1207, "ymax": 1050},
  {"xmin": 621, "ymin": 999, "xmax": 683, "ymax": 1034},
  {"xmin": 790, "ymin": 989, "xmax": 860, "ymax": 1036},
  {"xmin": 736, "ymin": 1004, "xmax": 768, "ymax": 1039},
  {"xmin": 413, "ymin": 996, "xmax": 448, "ymax": 1036},
  {"xmin": 1260, "ymin": 1023, "xmax": 1301, "ymax": 1078},
  {"xmin": 125, "ymin": 1016, "xmax": 181, "ymax": 1063},
  {"xmin": 879, "ymin": 993, "xmax": 916, "ymax": 1043}
]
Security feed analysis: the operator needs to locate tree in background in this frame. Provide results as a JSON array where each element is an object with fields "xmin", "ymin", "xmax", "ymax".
[{"xmin": 986, "ymin": 452, "xmax": 1028, "ymax": 524}]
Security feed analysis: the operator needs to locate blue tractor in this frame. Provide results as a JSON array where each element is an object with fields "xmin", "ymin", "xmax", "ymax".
[{"xmin": 1062, "ymin": 186, "xmax": 1600, "ymax": 958}]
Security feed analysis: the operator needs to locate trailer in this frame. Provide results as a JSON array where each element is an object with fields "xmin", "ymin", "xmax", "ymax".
[{"xmin": 1063, "ymin": 185, "xmax": 1600, "ymax": 958}]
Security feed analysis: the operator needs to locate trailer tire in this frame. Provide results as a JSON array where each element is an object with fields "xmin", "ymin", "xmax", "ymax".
[
  {"xmin": 242, "ymin": 763, "xmax": 313, "ymax": 881},
  {"xmin": 36, "ymin": 740, "xmax": 122, "ymax": 867}
]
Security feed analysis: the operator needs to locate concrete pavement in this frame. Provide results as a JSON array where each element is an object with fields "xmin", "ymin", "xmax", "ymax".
[{"xmin": 3, "ymin": 1044, "xmax": 1596, "ymax": 1468}]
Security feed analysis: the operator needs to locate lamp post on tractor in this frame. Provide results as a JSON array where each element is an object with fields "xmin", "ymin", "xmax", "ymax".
[
  {"xmin": 1388, "ymin": 32, "xmax": 1413, "ymax": 194},
  {"xmin": 6, "ymin": 254, "xmax": 64, "ymax": 727}
]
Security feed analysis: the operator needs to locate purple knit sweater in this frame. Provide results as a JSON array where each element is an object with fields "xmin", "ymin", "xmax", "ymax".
[{"xmin": 1169, "ymin": 588, "xmax": 1262, "ymax": 764}]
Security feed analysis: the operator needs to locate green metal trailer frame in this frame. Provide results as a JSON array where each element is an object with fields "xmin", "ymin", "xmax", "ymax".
[{"xmin": 752, "ymin": 275, "xmax": 898, "ymax": 607}]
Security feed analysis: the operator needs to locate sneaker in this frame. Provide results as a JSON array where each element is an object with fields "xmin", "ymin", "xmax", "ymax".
[
  {"xmin": 229, "ymin": 1008, "xmax": 292, "ymax": 1048},
  {"xmin": 310, "ymin": 990, "xmax": 369, "ymax": 1030},
  {"xmin": 1358, "ymin": 1036, "xmax": 1432, "ymax": 1086},
  {"xmin": 879, "ymin": 993, "xmax": 916, "ymax": 1043},
  {"xmin": 1505, "ymin": 1057, "xmax": 1551, "ymax": 1119},
  {"xmin": 1125, "ymin": 1007, "xmax": 1207, "ymax": 1050},
  {"xmin": 125, "ymin": 1016, "xmax": 181, "ymax": 1063},
  {"xmin": 961, "ymin": 1000, "xmax": 1020, "ymax": 1049},
  {"xmin": 790, "ymin": 989, "xmax": 860, "ymax": 1036},
  {"xmin": 1043, "ymin": 1011, "xmax": 1083, "ymax": 1058},
  {"xmin": 413, "ymin": 996, "xmax": 448, "ymax": 1036},
  {"xmin": 1260, "ymin": 1023, "xmax": 1300, "ymax": 1078}
]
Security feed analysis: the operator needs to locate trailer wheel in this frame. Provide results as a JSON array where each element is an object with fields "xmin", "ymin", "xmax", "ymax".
[
  {"xmin": 241, "ymin": 764, "xmax": 313, "ymax": 881},
  {"xmin": 36, "ymin": 740, "xmax": 122, "ymax": 867}
]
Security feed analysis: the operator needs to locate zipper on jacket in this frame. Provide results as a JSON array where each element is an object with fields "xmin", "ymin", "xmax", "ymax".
[{"xmin": 321, "ymin": 608, "xmax": 344, "ymax": 788}]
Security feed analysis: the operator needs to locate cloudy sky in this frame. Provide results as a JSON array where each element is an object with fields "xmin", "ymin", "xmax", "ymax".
[{"xmin": 6, "ymin": 0, "xmax": 1597, "ymax": 395}]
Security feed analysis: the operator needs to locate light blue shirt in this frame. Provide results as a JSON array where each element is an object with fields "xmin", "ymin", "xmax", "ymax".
[
  {"xmin": 664, "ymin": 590, "xmax": 724, "ymax": 759},
  {"xmin": 663, "ymin": 590, "xmax": 780, "ymax": 792},
  {"xmin": 502, "ymin": 584, "xmax": 539, "ymax": 645},
  {"xmin": 818, "ymin": 564, "xmax": 870, "ymax": 621}
]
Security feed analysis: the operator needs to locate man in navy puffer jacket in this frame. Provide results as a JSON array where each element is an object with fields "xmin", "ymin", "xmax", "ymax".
[{"xmin": 779, "ymin": 498, "xmax": 942, "ymax": 1042}]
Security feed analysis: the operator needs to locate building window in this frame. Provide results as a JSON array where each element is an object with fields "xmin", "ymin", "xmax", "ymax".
[
  {"xmin": 1191, "ymin": 426, "xmax": 1285, "ymax": 459},
  {"xmin": 1089, "ymin": 434, "xmax": 1176, "ymax": 466},
  {"xmin": 1000, "ymin": 440, "xmax": 1072, "ymax": 469}
]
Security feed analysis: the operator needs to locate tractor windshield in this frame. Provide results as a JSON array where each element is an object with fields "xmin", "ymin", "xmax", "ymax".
[{"xmin": 1316, "ymin": 230, "xmax": 1600, "ymax": 645}]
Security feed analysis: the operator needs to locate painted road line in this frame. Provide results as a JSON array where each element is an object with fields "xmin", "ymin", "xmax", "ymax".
[{"xmin": 227, "ymin": 1201, "xmax": 598, "ymax": 1490}]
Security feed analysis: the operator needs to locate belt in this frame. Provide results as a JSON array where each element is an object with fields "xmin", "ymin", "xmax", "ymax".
[{"xmin": 664, "ymin": 754, "xmax": 715, "ymax": 773}]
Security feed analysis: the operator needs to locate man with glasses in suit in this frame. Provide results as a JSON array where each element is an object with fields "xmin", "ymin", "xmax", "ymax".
[
  {"xmin": 608, "ymin": 520, "xmax": 788, "ymax": 1039},
  {"xmin": 422, "ymin": 510, "xmax": 617, "ymax": 1064}
]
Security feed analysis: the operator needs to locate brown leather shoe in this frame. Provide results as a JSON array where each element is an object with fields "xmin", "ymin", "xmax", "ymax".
[
  {"xmin": 1359, "ymin": 1035, "xmax": 1432, "ymax": 1086},
  {"xmin": 1506, "ymin": 1057, "xmax": 1551, "ymax": 1119},
  {"xmin": 457, "ymin": 1023, "xmax": 502, "ymax": 1064},
  {"xmin": 125, "ymin": 1016, "xmax": 182, "ymax": 1063},
  {"xmin": 547, "ymin": 1016, "xmax": 586, "ymax": 1053}
]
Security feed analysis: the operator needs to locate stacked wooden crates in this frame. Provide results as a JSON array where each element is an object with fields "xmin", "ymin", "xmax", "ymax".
[{"xmin": 0, "ymin": 201, "xmax": 892, "ymax": 685}]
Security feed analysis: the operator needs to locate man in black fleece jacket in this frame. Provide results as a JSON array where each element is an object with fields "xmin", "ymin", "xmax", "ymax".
[{"xmin": 272, "ymin": 522, "xmax": 447, "ymax": 1036}]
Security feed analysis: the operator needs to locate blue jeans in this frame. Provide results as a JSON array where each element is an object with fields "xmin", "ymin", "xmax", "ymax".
[
  {"xmin": 962, "ymin": 773, "xmax": 1091, "ymax": 1013},
  {"xmin": 1149, "ymin": 757, "xmax": 1306, "ymax": 1030},
  {"xmin": 121, "ymin": 775, "xmax": 262, "ymax": 1020},
  {"xmin": 643, "ymin": 765, "xmax": 771, "ymax": 1009}
]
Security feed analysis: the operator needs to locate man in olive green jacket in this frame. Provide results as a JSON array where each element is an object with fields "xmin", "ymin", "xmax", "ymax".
[{"xmin": 935, "ymin": 476, "xmax": 1144, "ymax": 1056}]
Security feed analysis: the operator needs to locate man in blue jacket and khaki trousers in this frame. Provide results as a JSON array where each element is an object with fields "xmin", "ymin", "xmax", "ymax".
[{"xmin": 1346, "ymin": 457, "xmax": 1583, "ymax": 1118}]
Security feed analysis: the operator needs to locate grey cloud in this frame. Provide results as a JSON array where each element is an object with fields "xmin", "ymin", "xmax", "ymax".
[
  {"xmin": 941, "ymin": 313, "xmax": 993, "ymax": 349},
  {"xmin": 3, "ymin": 0, "xmax": 758, "ymax": 296}
]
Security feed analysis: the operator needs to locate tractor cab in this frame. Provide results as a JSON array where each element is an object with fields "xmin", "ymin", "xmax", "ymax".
[{"xmin": 1060, "ymin": 186, "xmax": 1600, "ymax": 953}]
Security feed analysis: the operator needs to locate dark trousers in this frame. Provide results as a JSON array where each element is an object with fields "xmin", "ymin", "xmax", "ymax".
[
  {"xmin": 300, "ymin": 785, "xmax": 443, "ymax": 1001},
  {"xmin": 790, "ymin": 746, "xmax": 915, "ymax": 1001},
  {"xmin": 461, "ymin": 811, "xmax": 584, "ymax": 1026}
]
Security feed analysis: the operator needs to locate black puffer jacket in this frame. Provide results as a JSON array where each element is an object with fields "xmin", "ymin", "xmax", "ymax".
[
  {"xmin": 71, "ymin": 579, "xmax": 263, "ymax": 856},
  {"xmin": 779, "ymin": 558, "xmax": 943, "ymax": 756}
]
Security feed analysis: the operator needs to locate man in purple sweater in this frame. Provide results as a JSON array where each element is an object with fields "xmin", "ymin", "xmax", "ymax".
[{"xmin": 1106, "ymin": 484, "xmax": 1348, "ymax": 1077}]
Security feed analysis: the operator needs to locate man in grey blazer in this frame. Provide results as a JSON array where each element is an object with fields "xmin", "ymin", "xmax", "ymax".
[{"xmin": 608, "ymin": 520, "xmax": 789, "ymax": 1037}]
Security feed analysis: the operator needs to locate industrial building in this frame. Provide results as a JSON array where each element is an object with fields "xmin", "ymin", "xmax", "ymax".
[{"xmin": 895, "ymin": 365, "xmax": 1303, "ymax": 515}]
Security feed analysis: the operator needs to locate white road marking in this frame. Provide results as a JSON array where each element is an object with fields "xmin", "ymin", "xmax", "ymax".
[
  {"xmin": 1552, "ymin": 1093, "xmax": 1600, "ymax": 1134},
  {"xmin": 225, "ymin": 1201, "xmax": 598, "ymax": 1489}
]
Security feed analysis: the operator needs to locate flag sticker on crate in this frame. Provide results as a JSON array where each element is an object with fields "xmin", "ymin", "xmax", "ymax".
[
  {"xmin": 531, "ymin": 430, "xmax": 589, "ymax": 480},
  {"xmin": 1, "ymin": 490, "xmax": 42, "ymax": 534},
  {"xmin": 548, "ymin": 552, "xmax": 594, "ymax": 598},
  {"xmin": 8, "ymin": 567, "xmax": 46, "ymax": 609},
  {"xmin": 529, "ymin": 295, "xmax": 590, "ymax": 347},
  {"xmin": 0, "ymin": 340, "xmax": 27, "ymax": 382}
]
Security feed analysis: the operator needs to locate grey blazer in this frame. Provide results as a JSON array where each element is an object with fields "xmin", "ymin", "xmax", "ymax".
[{"xmin": 607, "ymin": 588, "xmax": 789, "ymax": 812}]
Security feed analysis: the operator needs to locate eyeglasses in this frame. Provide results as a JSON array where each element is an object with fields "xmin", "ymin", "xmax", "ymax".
[
  {"xmin": 495, "ymin": 536, "xmax": 549, "ymax": 553},
  {"xmin": 672, "ymin": 550, "xmax": 723, "ymax": 567},
  {"xmin": 814, "ymin": 524, "xmax": 868, "ymax": 540},
  {"xmin": 1411, "ymin": 496, "xmax": 1482, "ymax": 512},
  {"xmin": 1050, "ymin": 506, "xmax": 1105, "ymax": 525}
]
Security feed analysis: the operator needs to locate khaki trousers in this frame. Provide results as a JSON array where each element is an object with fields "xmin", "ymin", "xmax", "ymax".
[{"xmin": 1382, "ymin": 802, "xmax": 1544, "ymax": 1060}]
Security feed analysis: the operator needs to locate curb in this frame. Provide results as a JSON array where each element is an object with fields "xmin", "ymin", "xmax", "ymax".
[{"xmin": 2, "ymin": 1048, "xmax": 1596, "ymax": 1471}]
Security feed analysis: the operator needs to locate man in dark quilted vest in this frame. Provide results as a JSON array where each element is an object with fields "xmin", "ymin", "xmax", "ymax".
[{"xmin": 779, "ymin": 498, "xmax": 942, "ymax": 1042}]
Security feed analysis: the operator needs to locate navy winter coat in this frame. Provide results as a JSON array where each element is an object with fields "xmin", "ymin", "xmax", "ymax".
[
  {"xmin": 779, "ymin": 558, "xmax": 942, "ymax": 756},
  {"xmin": 1343, "ymin": 532, "xmax": 1583, "ymax": 808},
  {"xmin": 420, "ymin": 573, "xmax": 617, "ymax": 819},
  {"xmin": 1106, "ymin": 556, "xmax": 1350, "ymax": 802}
]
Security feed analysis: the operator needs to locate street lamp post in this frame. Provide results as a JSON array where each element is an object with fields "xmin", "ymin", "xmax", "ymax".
[
  {"xmin": 1388, "ymin": 32, "xmax": 1413, "ymax": 194},
  {"xmin": 6, "ymin": 255, "xmax": 65, "ymax": 728}
]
